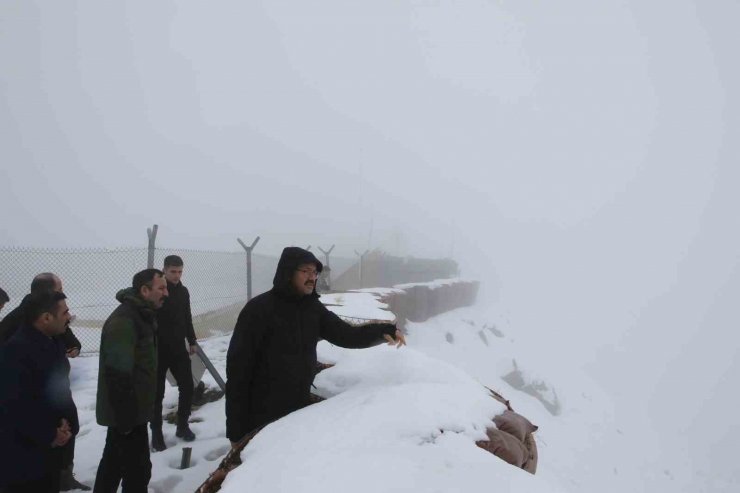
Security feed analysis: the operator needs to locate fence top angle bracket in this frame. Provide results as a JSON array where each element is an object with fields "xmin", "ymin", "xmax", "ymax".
[
  {"xmin": 318, "ymin": 244, "xmax": 335, "ymax": 255},
  {"xmin": 237, "ymin": 236, "xmax": 260, "ymax": 252}
]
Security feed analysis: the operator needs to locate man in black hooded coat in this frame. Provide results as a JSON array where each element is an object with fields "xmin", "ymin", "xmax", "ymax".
[{"xmin": 225, "ymin": 247, "xmax": 405, "ymax": 444}]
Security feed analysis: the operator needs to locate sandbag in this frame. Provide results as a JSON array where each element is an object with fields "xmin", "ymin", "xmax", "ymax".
[
  {"xmin": 493, "ymin": 409, "xmax": 538, "ymax": 442},
  {"xmin": 476, "ymin": 428, "xmax": 529, "ymax": 468}
]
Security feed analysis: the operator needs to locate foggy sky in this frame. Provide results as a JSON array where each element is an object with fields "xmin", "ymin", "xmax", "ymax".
[{"xmin": 2, "ymin": 0, "xmax": 739, "ymax": 489}]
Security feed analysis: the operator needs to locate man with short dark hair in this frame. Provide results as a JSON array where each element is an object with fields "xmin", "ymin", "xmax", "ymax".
[
  {"xmin": 93, "ymin": 269, "xmax": 168, "ymax": 493},
  {"xmin": 0, "ymin": 273, "xmax": 87, "ymax": 490},
  {"xmin": 0, "ymin": 273, "xmax": 82, "ymax": 354},
  {"xmin": 0, "ymin": 291, "xmax": 78, "ymax": 493},
  {"xmin": 225, "ymin": 247, "xmax": 406, "ymax": 446},
  {"xmin": 31, "ymin": 273, "xmax": 59, "ymax": 295},
  {"xmin": 150, "ymin": 255, "xmax": 198, "ymax": 451},
  {"xmin": 0, "ymin": 287, "xmax": 9, "ymax": 313}
]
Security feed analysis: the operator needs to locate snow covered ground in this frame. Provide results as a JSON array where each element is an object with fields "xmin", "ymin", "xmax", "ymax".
[
  {"xmin": 320, "ymin": 291, "xmax": 396, "ymax": 322},
  {"xmin": 66, "ymin": 292, "xmax": 728, "ymax": 492},
  {"xmin": 68, "ymin": 337, "xmax": 233, "ymax": 493}
]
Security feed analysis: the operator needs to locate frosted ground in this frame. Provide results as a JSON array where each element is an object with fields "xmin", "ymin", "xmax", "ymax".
[{"xmin": 66, "ymin": 291, "xmax": 732, "ymax": 492}]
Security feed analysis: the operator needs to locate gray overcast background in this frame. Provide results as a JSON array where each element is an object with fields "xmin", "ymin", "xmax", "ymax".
[{"xmin": 2, "ymin": 0, "xmax": 739, "ymax": 489}]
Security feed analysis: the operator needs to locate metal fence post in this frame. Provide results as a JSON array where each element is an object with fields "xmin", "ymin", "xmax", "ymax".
[
  {"xmin": 194, "ymin": 344, "xmax": 226, "ymax": 392},
  {"xmin": 354, "ymin": 249, "xmax": 369, "ymax": 289},
  {"xmin": 318, "ymin": 245, "xmax": 334, "ymax": 267},
  {"xmin": 180, "ymin": 447, "xmax": 192, "ymax": 469},
  {"xmin": 146, "ymin": 224, "xmax": 158, "ymax": 268},
  {"xmin": 237, "ymin": 236, "xmax": 260, "ymax": 301},
  {"xmin": 318, "ymin": 244, "xmax": 335, "ymax": 288}
]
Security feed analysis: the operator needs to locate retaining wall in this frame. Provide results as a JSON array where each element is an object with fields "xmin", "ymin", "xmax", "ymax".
[{"xmin": 379, "ymin": 279, "xmax": 479, "ymax": 325}]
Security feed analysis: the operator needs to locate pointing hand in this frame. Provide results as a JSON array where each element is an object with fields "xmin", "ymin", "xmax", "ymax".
[{"xmin": 384, "ymin": 329, "xmax": 406, "ymax": 348}]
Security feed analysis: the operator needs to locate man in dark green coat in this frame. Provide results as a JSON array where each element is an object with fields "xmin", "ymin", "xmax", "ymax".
[{"xmin": 93, "ymin": 269, "xmax": 168, "ymax": 493}]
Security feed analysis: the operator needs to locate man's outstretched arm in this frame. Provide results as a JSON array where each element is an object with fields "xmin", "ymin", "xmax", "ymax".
[{"xmin": 319, "ymin": 305, "xmax": 405, "ymax": 349}]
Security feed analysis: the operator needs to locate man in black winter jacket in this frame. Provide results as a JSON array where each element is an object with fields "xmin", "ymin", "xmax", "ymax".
[
  {"xmin": 225, "ymin": 247, "xmax": 406, "ymax": 445},
  {"xmin": 0, "ymin": 287, "xmax": 8, "ymax": 313},
  {"xmin": 0, "ymin": 273, "xmax": 88, "ymax": 491},
  {"xmin": 151, "ymin": 255, "xmax": 198, "ymax": 451},
  {"xmin": 0, "ymin": 273, "xmax": 82, "ymax": 355},
  {"xmin": 0, "ymin": 291, "xmax": 78, "ymax": 493}
]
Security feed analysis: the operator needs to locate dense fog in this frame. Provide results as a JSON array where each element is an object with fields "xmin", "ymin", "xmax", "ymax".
[{"xmin": 2, "ymin": 1, "xmax": 738, "ymax": 490}]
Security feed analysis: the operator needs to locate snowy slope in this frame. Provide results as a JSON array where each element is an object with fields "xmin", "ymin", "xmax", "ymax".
[
  {"xmin": 401, "ymin": 306, "xmax": 630, "ymax": 492},
  {"xmin": 220, "ymin": 345, "xmax": 560, "ymax": 493},
  {"xmin": 67, "ymin": 292, "xmax": 702, "ymax": 492}
]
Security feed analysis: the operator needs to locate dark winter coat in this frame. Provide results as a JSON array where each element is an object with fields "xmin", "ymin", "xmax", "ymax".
[
  {"xmin": 0, "ymin": 325, "xmax": 79, "ymax": 486},
  {"xmin": 0, "ymin": 293, "xmax": 82, "ymax": 350},
  {"xmin": 155, "ymin": 280, "xmax": 196, "ymax": 354},
  {"xmin": 225, "ymin": 247, "xmax": 397, "ymax": 442},
  {"xmin": 96, "ymin": 289, "xmax": 158, "ymax": 431}
]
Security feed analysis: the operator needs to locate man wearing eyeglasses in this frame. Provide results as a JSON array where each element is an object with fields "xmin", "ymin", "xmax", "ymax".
[{"xmin": 226, "ymin": 246, "xmax": 405, "ymax": 446}]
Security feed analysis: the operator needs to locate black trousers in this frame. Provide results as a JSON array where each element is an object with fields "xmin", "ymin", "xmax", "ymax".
[
  {"xmin": 59, "ymin": 435, "xmax": 75, "ymax": 469},
  {"xmin": 2, "ymin": 472, "xmax": 59, "ymax": 493},
  {"xmin": 3, "ymin": 450, "xmax": 62, "ymax": 493},
  {"xmin": 152, "ymin": 348, "xmax": 194, "ymax": 427},
  {"xmin": 93, "ymin": 425, "xmax": 151, "ymax": 493}
]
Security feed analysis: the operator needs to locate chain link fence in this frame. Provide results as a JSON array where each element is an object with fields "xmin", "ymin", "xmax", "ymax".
[
  {"xmin": 0, "ymin": 246, "xmax": 283, "ymax": 353},
  {"xmin": 0, "ymin": 245, "xmax": 372, "ymax": 354},
  {"xmin": 1, "ymin": 247, "xmax": 150, "ymax": 354}
]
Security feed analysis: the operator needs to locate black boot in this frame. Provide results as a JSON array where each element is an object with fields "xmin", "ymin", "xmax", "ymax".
[
  {"xmin": 59, "ymin": 465, "xmax": 91, "ymax": 491},
  {"xmin": 175, "ymin": 419, "xmax": 196, "ymax": 442},
  {"xmin": 151, "ymin": 425, "xmax": 167, "ymax": 452}
]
